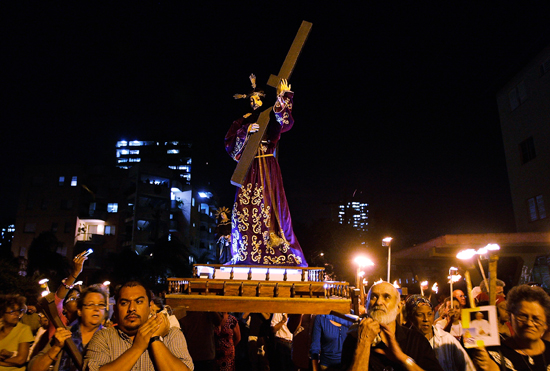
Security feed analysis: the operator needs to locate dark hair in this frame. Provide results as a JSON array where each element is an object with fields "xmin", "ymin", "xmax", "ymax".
[
  {"xmin": 151, "ymin": 297, "xmax": 164, "ymax": 310},
  {"xmin": 0, "ymin": 295, "xmax": 26, "ymax": 315},
  {"xmin": 77, "ymin": 284, "xmax": 109, "ymax": 309},
  {"xmin": 506, "ymin": 284, "xmax": 550, "ymax": 321},
  {"xmin": 62, "ymin": 287, "xmax": 81, "ymax": 307},
  {"xmin": 443, "ymin": 296, "xmax": 461, "ymax": 308},
  {"xmin": 114, "ymin": 281, "xmax": 151, "ymax": 304}
]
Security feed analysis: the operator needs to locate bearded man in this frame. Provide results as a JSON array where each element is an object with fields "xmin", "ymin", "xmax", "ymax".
[{"xmin": 341, "ymin": 282, "xmax": 443, "ymax": 371}]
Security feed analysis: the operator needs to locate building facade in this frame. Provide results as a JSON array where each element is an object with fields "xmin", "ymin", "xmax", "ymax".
[
  {"xmin": 497, "ymin": 44, "xmax": 550, "ymax": 232},
  {"xmin": 11, "ymin": 140, "xmax": 218, "ymax": 277}
]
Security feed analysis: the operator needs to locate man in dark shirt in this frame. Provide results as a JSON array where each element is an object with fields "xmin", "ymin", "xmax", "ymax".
[{"xmin": 341, "ymin": 282, "xmax": 443, "ymax": 371}]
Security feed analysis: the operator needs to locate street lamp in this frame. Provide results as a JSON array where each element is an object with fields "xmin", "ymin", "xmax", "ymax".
[{"xmin": 382, "ymin": 237, "xmax": 393, "ymax": 282}]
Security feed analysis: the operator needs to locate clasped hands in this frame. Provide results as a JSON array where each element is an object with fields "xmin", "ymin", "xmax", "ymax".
[{"xmin": 133, "ymin": 312, "xmax": 170, "ymax": 351}]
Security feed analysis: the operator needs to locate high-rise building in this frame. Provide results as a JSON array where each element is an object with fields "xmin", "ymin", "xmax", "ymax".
[
  {"xmin": 115, "ymin": 140, "xmax": 192, "ymax": 184},
  {"xmin": 497, "ymin": 43, "xmax": 550, "ymax": 232},
  {"xmin": 115, "ymin": 139, "xmax": 217, "ymax": 259},
  {"xmin": 335, "ymin": 200, "xmax": 369, "ymax": 245}
]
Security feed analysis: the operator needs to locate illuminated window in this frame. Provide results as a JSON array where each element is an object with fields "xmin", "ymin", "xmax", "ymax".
[
  {"xmin": 528, "ymin": 195, "xmax": 547, "ymax": 221},
  {"xmin": 107, "ymin": 203, "xmax": 118, "ymax": 213},
  {"xmin": 129, "ymin": 141, "xmax": 143, "ymax": 146},
  {"xmin": 59, "ymin": 176, "xmax": 65, "ymax": 186},
  {"xmin": 167, "ymin": 149, "xmax": 180, "ymax": 154},
  {"xmin": 538, "ymin": 196, "xmax": 547, "ymax": 219},
  {"xmin": 118, "ymin": 158, "xmax": 128, "ymax": 163},
  {"xmin": 71, "ymin": 176, "xmax": 77, "ymax": 186},
  {"xmin": 129, "ymin": 158, "xmax": 141, "ymax": 162},
  {"xmin": 105, "ymin": 226, "xmax": 116, "ymax": 235},
  {"xmin": 116, "ymin": 141, "xmax": 128, "ymax": 147}
]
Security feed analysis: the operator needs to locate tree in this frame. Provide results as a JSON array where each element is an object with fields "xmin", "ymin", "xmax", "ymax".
[
  {"xmin": 26, "ymin": 232, "xmax": 70, "ymax": 288},
  {"xmin": 0, "ymin": 259, "xmax": 39, "ymax": 298}
]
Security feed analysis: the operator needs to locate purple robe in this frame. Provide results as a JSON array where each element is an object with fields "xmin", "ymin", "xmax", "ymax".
[{"xmin": 225, "ymin": 92, "xmax": 307, "ymax": 266}]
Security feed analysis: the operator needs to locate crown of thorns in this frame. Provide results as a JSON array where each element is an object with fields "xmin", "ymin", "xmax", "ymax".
[{"xmin": 233, "ymin": 74, "xmax": 266, "ymax": 100}]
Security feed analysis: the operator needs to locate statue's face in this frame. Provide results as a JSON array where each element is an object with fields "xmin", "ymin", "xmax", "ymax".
[{"xmin": 250, "ymin": 94, "xmax": 263, "ymax": 110}]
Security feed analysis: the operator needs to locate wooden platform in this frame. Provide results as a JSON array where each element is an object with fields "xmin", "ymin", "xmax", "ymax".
[{"xmin": 166, "ymin": 264, "xmax": 353, "ymax": 315}]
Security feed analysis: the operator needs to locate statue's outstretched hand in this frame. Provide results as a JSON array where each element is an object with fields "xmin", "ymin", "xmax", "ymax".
[{"xmin": 277, "ymin": 79, "xmax": 291, "ymax": 96}]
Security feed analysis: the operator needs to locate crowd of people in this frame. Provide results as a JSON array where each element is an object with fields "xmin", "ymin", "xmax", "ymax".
[{"xmin": 2, "ymin": 251, "xmax": 550, "ymax": 371}]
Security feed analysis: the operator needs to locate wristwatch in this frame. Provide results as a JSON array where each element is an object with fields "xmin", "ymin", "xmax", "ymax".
[{"xmin": 149, "ymin": 336, "xmax": 163, "ymax": 345}]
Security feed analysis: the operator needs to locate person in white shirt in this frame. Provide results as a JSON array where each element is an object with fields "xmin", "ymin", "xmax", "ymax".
[
  {"xmin": 470, "ymin": 312, "xmax": 491, "ymax": 337},
  {"xmin": 434, "ymin": 296, "xmax": 463, "ymax": 341},
  {"xmin": 405, "ymin": 295, "xmax": 475, "ymax": 371},
  {"xmin": 270, "ymin": 313, "xmax": 293, "ymax": 371}
]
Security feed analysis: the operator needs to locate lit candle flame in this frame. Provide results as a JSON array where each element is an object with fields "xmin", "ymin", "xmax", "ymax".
[
  {"xmin": 448, "ymin": 274, "xmax": 462, "ymax": 283},
  {"xmin": 393, "ymin": 280, "xmax": 400, "ymax": 288},
  {"xmin": 432, "ymin": 282, "xmax": 438, "ymax": 293}
]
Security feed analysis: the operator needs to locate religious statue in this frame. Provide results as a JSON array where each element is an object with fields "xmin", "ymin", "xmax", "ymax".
[
  {"xmin": 224, "ymin": 74, "xmax": 307, "ymax": 266},
  {"xmin": 214, "ymin": 206, "xmax": 232, "ymax": 264}
]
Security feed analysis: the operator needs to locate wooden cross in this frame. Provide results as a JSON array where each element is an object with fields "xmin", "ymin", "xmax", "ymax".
[
  {"xmin": 39, "ymin": 293, "xmax": 83, "ymax": 369},
  {"xmin": 230, "ymin": 20, "xmax": 312, "ymax": 187}
]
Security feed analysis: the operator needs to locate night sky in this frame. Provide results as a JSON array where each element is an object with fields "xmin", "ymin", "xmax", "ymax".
[{"xmin": 3, "ymin": 2, "xmax": 550, "ymax": 250}]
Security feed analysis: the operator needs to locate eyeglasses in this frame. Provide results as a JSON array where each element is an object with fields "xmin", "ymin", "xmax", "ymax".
[
  {"xmin": 5, "ymin": 308, "xmax": 24, "ymax": 316},
  {"xmin": 65, "ymin": 297, "xmax": 79, "ymax": 303},
  {"xmin": 514, "ymin": 313, "xmax": 547, "ymax": 327},
  {"xmin": 82, "ymin": 303, "xmax": 107, "ymax": 310}
]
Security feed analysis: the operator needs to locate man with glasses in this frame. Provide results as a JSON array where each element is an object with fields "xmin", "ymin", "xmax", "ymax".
[
  {"xmin": 29, "ymin": 284, "xmax": 108, "ymax": 371},
  {"xmin": 452, "ymin": 290, "xmax": 468, "ymax": 308},
  {"xmin": 84, "ymin": 280, "xmax": 193, "ymax": 371}
]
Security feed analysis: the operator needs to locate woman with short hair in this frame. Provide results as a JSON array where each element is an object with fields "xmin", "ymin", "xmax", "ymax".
[
  {"xmin": 0, "ymin": 295, "xmax": 34, "ymax": 370},
  {"xmin": 475, "ymin": 284, "xmax": 550, "ymax": 370},
  {"xmin": 28, "ymin": 285, "xmax": 108, "ymax": 371}
]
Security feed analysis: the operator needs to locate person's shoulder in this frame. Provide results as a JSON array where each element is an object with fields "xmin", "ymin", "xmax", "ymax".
[
  {"xmin": 15, "ymin": 321, "xmax": 32, "ymax": 333},
  {"xmin": 434, "ymin": 325, "xmax": 461, "ymax": 344},
  {"xmin": 15, "ymin": 321, "xmax": 31, "ymax": 330},
  {"xmin": 397, "ymin": 325, "xmax": 431, "ymax": 345},
  {"xmin": 90, "ymin": 326, "xmax": 117, "ymax": 340}
]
